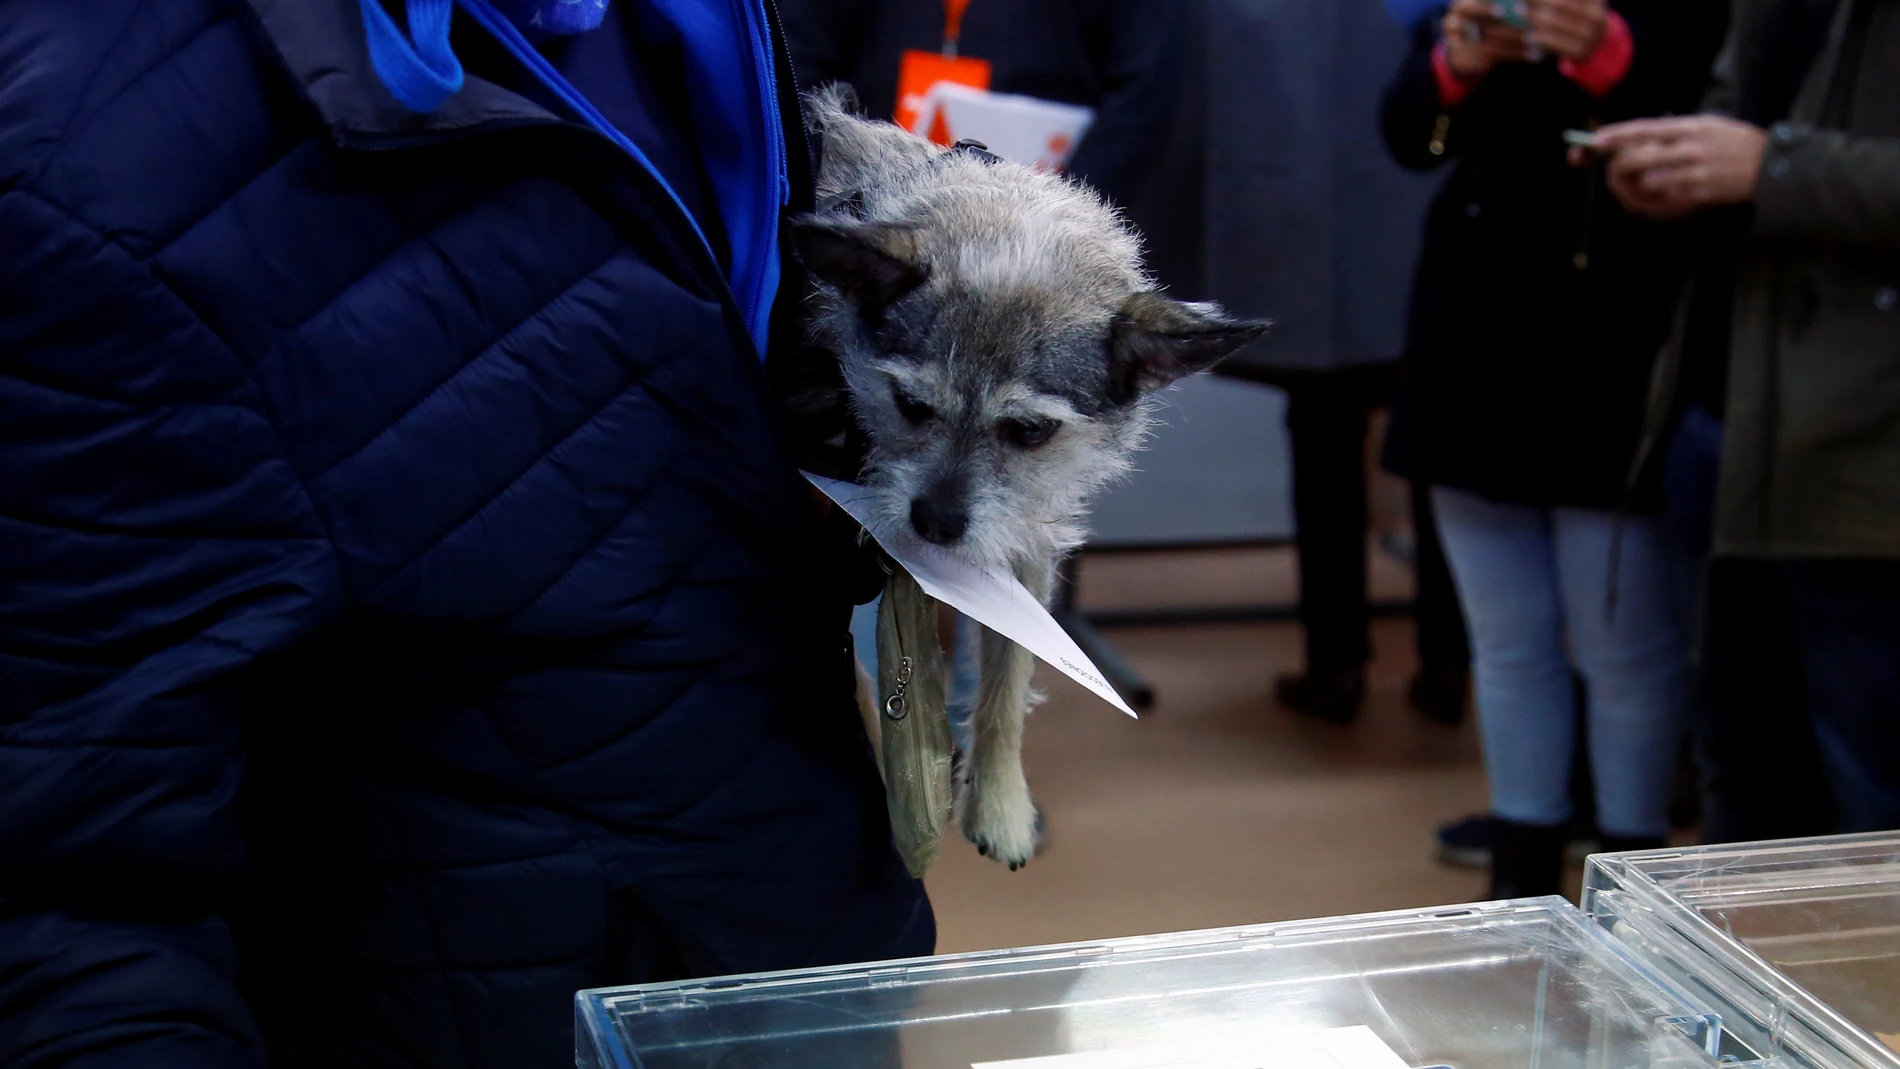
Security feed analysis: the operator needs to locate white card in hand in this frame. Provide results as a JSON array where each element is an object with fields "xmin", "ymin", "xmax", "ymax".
[
  {"xmin": 917, "ymin": 81, "xmax": 1096, "ymax": 171},
  {"xmin": 805, "ymin": 473, "xmax": 1136, "ymax": 718}
]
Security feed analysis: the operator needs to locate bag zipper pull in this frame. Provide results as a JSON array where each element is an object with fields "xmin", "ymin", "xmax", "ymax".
[{"xmin": 884, "ymin": 656, "xmax": 913, "ymax": 720}]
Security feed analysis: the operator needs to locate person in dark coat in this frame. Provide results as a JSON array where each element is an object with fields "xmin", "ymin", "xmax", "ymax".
[
  {"xmin": 0, "ymin": 2, "xmax": 930, "ymax": 1068},
  {"xmin": 1196, "ymin": 0, "xmax": 1472, "ymax": 726},
  {"xmin": 1380, "ymin": 0, "xmax": 1725, "ymax": 896}
]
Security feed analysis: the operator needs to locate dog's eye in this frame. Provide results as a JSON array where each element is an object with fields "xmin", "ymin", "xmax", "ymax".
[
  {"xmin": 894, "ymin": 390, "xmax": 936, "ymax": 425},
  {"xmin": 1002, "ymin": 417, "xmax": 1061, "ymax": 448}
]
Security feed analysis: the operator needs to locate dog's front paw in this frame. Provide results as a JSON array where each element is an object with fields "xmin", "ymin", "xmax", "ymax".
[{"xmin": 957, "ymin": 763, "xmax": 1043, "ymax": 870}]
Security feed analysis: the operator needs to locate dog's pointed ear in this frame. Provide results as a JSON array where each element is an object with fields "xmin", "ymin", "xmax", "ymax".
[
  {"xmin": 790, "ymin": 218, "xmax": 930, "ymax": 313},
  {"xmin": 1105, "ymin": 292, "xmax": 1269, "ymax": 405}
]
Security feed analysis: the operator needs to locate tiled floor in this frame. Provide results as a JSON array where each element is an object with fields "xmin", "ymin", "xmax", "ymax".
[{"xmin": 924, "ymin": 545, "xmax": 1494, "ymax": 954}]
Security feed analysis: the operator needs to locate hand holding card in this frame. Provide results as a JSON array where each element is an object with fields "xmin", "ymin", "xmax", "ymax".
[
  {"xmin": 1524, "ymin": 0, "xmax": 1610, "ymax": 61},
  {"xmin": 1443, "ymin": 0, "xmax": 1531, "ymax": 79},
  {"xmin": 1591, "ymin": 116, "xmax": 1770, "ymax": 219}
]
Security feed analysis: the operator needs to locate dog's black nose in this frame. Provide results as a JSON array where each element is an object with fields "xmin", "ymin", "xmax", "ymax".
[{"xmin": 910, "ymin": 495, "xmax": 968, "ymax": 545}]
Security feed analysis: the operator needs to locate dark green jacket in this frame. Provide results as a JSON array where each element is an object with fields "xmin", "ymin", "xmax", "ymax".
[{"xmin": 1703, "ymin": 0, "xmax": 1900, "ymax": 555}]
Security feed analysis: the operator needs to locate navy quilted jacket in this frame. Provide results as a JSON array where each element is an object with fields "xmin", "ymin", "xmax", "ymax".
[{"xmin": 0, "ymin": 2, "xmax": 932, "ymax": 1068}]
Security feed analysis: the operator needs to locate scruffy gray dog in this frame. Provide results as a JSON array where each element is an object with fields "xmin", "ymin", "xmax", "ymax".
[{"xmin": 793, "ymin": 89, "xmax": 1266, "ymax": 869}]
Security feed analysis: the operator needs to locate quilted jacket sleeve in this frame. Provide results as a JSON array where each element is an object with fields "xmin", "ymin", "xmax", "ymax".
[{"xmin": 0, "ymin": 185, "xmax": 343, "ymax": 1066}]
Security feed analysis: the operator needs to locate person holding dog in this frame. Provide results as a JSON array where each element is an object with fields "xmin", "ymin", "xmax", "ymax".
[
  {"xmin": 1592, "ymin": 0, "xmax": 1900, "ymax": 834},
  {"xmin": 1379, "ymin": 0, "xmax": 1727, "ymax": 896},
  {"xmin": 0, "ymin": 2, "xmax": 929, "ymax": 1067}
]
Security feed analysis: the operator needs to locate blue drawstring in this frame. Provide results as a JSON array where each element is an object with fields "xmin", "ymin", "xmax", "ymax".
[{"xmin": 360, "ymin": 0, "xmax": 466, "ymax": 113}]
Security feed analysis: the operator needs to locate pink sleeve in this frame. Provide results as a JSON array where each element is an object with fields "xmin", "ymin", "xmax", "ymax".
[
  {"xmin": 1559, "ymin": 11, "xmax": 1634, "ymax": 97},
  {"xmin": 1431, "ymin": 40, "xmax": 1477, "ymax": 107}
]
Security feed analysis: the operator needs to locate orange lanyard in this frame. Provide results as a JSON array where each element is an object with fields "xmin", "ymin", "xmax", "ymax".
[{"xmin": 942, "ymin": 0, "xmax": 972, "ymax": 58}]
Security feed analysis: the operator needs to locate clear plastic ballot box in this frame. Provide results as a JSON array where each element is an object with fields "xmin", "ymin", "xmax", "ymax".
[
  {"xmin": 1584, "ymin": 832, "xmax": 1900, "ymax": 1069},
  {"xmin": 576, "ymin": 897, "xmax": 1727, "ymax": 1069}
]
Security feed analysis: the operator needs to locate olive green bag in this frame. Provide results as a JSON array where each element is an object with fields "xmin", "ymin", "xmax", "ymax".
[{"xmin": 873, "ymin": 568, "xmax": 955, "ymax": 878}]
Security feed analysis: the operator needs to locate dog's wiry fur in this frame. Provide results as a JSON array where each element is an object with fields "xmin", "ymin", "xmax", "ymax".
[{"xmin": 795, "ymin": 88, "xmax": 1266, "ymax": 867}]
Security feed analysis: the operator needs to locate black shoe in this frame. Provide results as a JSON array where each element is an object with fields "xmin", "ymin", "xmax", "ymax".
[
  {"xmin": 1275, "ymin": 666, "xmax": 1366, "ymax": 725},
  {"xmin": 1487, "ymin": 817, "xmax": 1568, "ymax": 899},
  {"xmin": 1434, "ymin": 814, "xmax": 1491, "ymax": 869},
  {"xmin": 1408, "ymin": 665, "xmax": 1471, "ymax": 726},
  {"xmin": 1667, "ymin": 741, "xmax": 1703, "ymax": 832},
  {"xmin": 1596, "ymin": 834, "xmax": 1666, "ymax": 856},
  {"xmin": 1436, "ymin": 813, "xmax": 1601, "ymax": 870}
]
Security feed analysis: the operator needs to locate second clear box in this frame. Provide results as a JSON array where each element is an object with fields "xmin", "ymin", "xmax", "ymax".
[{"xmin": 1584, "ymin": 832, "xmax": 1900, "ymax": 1069}]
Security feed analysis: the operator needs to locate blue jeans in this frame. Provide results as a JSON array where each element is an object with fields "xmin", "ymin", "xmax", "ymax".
[
  {"xmin": 1432, "ymin": 488, "xmax": 1690, "ymax": 838},
  {"xmin": 1782, "ymin": 560, "xmax": 1900, "ymax": 832}
]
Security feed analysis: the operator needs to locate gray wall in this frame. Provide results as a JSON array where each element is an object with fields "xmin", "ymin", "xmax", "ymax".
[{"xmin": 1087, "ymin": 375, "xmax": 1292, "ymax": 546}]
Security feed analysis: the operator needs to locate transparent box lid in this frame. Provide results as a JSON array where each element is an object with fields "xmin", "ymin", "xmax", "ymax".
[
  {"xmin": 1583, "ymin": 832, "xmax": 1900, "ymax": 1069},
  {"xmin": 577, "ymin": 897, "xmax": 1723, "ymax": 1069}
]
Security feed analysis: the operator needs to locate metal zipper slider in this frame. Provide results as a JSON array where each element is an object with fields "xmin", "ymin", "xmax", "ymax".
[
  {"xmin": 885, "ymin": 656, "xmax": 914, "ymax": 720},
  {"xmin": 1429, "ymin": 114, "xmax": 1450, "ymax": 156}
]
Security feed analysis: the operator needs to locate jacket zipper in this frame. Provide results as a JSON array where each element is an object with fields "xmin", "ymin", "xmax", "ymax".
[
  {"xmin": 745, "ymin": 0, "xmax": 791, "ymax": 211},
  {"xmin": 764, "ymin": 0, "xmax": 816, "ymax": 210}
]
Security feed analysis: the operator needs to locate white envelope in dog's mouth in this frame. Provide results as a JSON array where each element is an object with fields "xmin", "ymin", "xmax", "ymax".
[{"xmin": 806, "ymin": 472, "xmax": 1136, "ymax": 718}]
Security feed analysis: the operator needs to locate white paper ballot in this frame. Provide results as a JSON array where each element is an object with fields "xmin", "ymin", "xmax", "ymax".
[
  {"xmin": 972, "ymin": 1026, "xmax": 1410, "ymax": 1069},
  {"xmin": 804, "ymin": 472, "xmax": 1136, "ymax": 718},
  {"xmin": 918, "ymin": 81, "xmax": 1096, "ymax": 171}
]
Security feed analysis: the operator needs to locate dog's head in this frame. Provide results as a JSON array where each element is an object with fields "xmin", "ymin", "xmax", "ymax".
[{"xmin": 793, "ymin": 101, "xmax": 1265, "ymax": 569}]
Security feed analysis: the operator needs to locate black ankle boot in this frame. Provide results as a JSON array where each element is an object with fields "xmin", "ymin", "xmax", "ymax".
[
  {"xmin": 1487, "ymin": 817, "xmax": 1568, "ymax": 899},
  {"xmin": 1407, "ymin": 665, "xmax": 1471, "ymax": 726},
  {"xmin": 1596, "ymin": 834, "xmax": 1666, "ymax": 856},
  {"xmin": 1275, "ymin": 666, "xmax": 1366, "ymax": 725}
]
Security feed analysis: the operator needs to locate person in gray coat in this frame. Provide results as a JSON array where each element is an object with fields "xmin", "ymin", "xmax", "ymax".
[
  {"xmin": 1202, "ymin": 0, "xmax": 1472, "ymax": 726},
  {"xmin": 1599, "ymin": 0, "xmax": 1900, "ymax": 832}
]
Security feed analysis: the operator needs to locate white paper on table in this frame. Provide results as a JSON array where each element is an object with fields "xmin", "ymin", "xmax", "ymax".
[
  {"xmin": 804, "ymin": 472, "xmax": 1135, "ymax": 718},
  {"xmin": 971, "ymin": 1026, "xmax": 1411, "ymax": 1069},
  {"xmin": 917, "ymin": 81, "xmax": 1095, "ymax": 171}
]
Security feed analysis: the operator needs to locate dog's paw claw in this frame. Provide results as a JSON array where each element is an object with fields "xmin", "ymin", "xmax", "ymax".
[{"xmin": 958, "ymin": 779, "xmax": 1040, "ymax": 868}]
